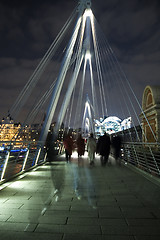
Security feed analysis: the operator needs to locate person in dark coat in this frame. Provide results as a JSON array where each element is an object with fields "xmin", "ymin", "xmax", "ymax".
[
  {"xmin": 45, "ymin": 132, "xmax": 56, "ymax": 162},
  {"xmin": 63, "ymin": 134, "xmax": 74, "ymax": 163},
  {"xmin": 87, "ymin": 133, "xmax": 97, "ymax": 166},
  {"xmin": 111, "ymin": 135, "xmax": 122, "ymax": 165},
  {"xmin": 97, "ymin": 132, "xmax": 111, "ymax": 166},
  {"xmin": 76, "ymin": 134, "xmax": 85, "ymax": 157}
]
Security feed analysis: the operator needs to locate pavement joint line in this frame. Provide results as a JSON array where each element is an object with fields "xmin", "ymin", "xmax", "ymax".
[
  {"xmin": 65, "ymin": 217, "xmax": 69, "ymax": 225},
  {"xmin": 24, "ymin": 223, "xmax": 30, "ymax": 232},
  {"xmin": 151, "ymin": 212, "xmax": 158, "ymax": 219},
  {"xmin": 62, "ymin": 233, "xmax": 65, "ymax": 240}
]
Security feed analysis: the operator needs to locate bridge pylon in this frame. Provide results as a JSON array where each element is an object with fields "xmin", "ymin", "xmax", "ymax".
[{"xmin": 39, "ymin": 1, "xmax": 93, "ymax": 144}]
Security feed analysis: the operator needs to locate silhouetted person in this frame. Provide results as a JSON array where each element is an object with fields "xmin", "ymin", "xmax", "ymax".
[
  {"xmin": 112, "ymin": 135, "xmax": 122, "ymax": 165},
  {"xmin": 97, "ymin": 132, "xmax": 111, "ymax": 166},
  {"xmin": 63, "ymin": 134, "xmax": 74, "ymax": 163},
  {"xmin": 76, "ymin": 134, "xmax": 85, "ymax": 157},
  {"xmin": 45, "ymin": 132, "xmax": 56, "ymax": 162},
  {"xmin": 87, "ymin": 133, "xmax": 96, "ymax": 166}
]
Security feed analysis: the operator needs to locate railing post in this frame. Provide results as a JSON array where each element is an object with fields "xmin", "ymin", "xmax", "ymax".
[
  {"xmin": 35, "ymin": 146, "xmax": 41, "ymax": 166},
  {"xmin": 22, "ymin": 145, "xmax": 30, "ymax": 172},
  {"xmin": 141, "ymin": 144, "xmax": 151, "ymax": 173},
  {"xmin": 148, "ymin": 145, "xmax": 160, "ymax": 175},
  {"xmin": 132, "ymin": 143, "xmax": 140, "ymax": 166},
  {"xmin": 1, "ymin": 150, "xmax": 10, "ymax": 181}
]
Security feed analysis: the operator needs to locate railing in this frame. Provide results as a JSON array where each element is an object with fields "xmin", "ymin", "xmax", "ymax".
[
  {"xmin": 0, "ymin": 141, "xmax": 47, "ymax": 183},
  {"xmin": 121, "ymin": 142, "xmax": 160, "ymax": 177}
]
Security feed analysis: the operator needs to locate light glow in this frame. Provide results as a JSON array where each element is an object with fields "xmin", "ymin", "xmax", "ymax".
[
  {"xmin": 83, "ymin": 8, "xmax": 93, "ymax": 19},
  {"xmin": 95, "ymin": 116, "xmax": 132, "ymax": 135},
  {"xmin": 85, "ymin": 50, "xmax": 91, "ymax": 61}
]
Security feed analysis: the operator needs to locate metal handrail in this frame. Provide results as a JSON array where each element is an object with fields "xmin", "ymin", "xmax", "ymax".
[
  {"xmin": 0, "ymin": 140, "xmax": 46, "ymax": 183},
  {"xmin": 121, "ymin": 142, "xmax": 160, "ymax": 177}
]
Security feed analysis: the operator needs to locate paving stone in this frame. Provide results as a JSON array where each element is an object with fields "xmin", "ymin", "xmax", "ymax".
[
  {"xmin": 0, "ymin": 214, "xmax": 11, "ymax": 222},
  {"xmin": 35, "ymin": 223, "xmax": 101, "ymax": 234},
  {"xmin": 0, "ymin": 203, "xmax": 24, "ymax": 210},
  {"xmin": 127, "ymin": 218, "xmax": 160, "ymax": 226},
  {"xmin": 0, "ymin": 222, "xmax": 37, "ymax": 232},
  {"xmin": 0, "ymin": 231, "xmax": 62, "ymax": 240},
  {"xmin": 101, "ymin": 225, "xmax": 131, "ymax": 235},
  {"xmin": 63, "ymin": 233, "xmax": 103, "ymax": 240},
  {"xmin": 130, "ymin": 226, "xmax": 160, "ymax": 235},
  {"xmin": 98, "ymin": 208, "xmax": 123, "ymax": 218},
  {"xmin": 121, "ymin": 207, "xmax": 155, "ymax": 218},
  {"xmin": 6, "ymin": 213, "xmax": 66, "ymax": 224},
  {"xmin": 44, "ymin": 209, "xmax": 98, "ymax": 217},
  {"xmin": 135, "ymin": 236, "xmax": 160, "ymax": 240},
  {"xmin": 102, "ymin": 236, "xmax": 135, "ymax": 240},
  {"xmin": 67, "ymin": 217, "xmax": 127, "ymax": 226}
]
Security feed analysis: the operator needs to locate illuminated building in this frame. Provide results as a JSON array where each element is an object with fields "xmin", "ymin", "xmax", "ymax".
[
  {"xmin": 0, "ymin": 117, "xmax": 42, "ymax": 143},
  {"xmin": 140, "ymin": 85, "xmax": 160, "ymax": 143},
  {"xmin": 95, "ymin": 116, "xmax": 132, "ymax": 136},
  {"xmin": 0, "ymin": 116, "xmax": 22, "ymax": 141}
]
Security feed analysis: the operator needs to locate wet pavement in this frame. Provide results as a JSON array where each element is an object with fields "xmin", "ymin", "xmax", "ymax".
[{"xmin": 0, "ymin": 152, "xmax": 160, "ymax": 240}]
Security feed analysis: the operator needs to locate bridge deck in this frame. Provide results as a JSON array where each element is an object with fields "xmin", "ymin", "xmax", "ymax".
[{"xmin": 0, "ymin": 153, "xmax": 160, "ymax": 240}]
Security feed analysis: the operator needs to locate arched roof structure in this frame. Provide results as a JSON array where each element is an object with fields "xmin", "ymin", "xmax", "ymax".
[
  {"xmin": 142, "ymin": 85, "xmax": 160, "ymax": 111},
  {"xmin": 141, "ymin": 85, "xmax": 160, "ymax": 143}
]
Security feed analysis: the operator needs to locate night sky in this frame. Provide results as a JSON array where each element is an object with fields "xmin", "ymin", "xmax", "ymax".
[{"xmin": 0, "ymin": 0, "xmax": 160, "ymax": 125}]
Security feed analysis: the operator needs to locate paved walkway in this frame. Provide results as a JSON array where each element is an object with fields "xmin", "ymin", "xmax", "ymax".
[{"xmin": 0, "ymin": 153, "xmax": 160, "ymax": 240}]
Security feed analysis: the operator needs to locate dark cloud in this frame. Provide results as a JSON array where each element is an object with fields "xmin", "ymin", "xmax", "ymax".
[{"xmin": 0, "ymin": 0, "xmax": 160, "ymax": 124}]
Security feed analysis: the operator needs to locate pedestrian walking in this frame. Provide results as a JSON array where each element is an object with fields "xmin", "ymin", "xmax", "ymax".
[
  {"xmin": 111, "ymin": 135, "xmax": 122, "ymax": 165},
  {"xmin": 63, "ymin": 134, "xmax": 74, "ymax": 163},
  {"xmin": 97, "ymin": 132, "xmax": 111, "ymax": 166},
  {"xmin": 86, "ymin": 133, "xmax": 96, "ymax": 166},
  {"xmin": 76, "ymin": 134, "xmax": 85, "ymax": 157},
  {"xmin": 45, "ymin": 132, "xmax": 56, "ymax": 162}
]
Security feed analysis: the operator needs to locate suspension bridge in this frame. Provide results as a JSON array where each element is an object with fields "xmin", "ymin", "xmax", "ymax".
[{"xmin": 0, "ymin": 1, "xmax": 160, "ymax": 238}]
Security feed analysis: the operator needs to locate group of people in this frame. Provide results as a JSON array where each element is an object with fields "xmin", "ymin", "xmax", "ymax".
[
  {"xmin": 63, "ymin": 132, "xmax": 122, "ymax": 166},
  {"xmin": 63, "ymin": 133, "xmax": 85, "ymax": 163}
]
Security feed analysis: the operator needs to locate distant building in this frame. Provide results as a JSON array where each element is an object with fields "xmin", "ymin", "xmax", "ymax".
[
  {"xmin": 95, "ymin": 116, "xmax": 132, "ymax": 136},
  {"xmin": 140, "ymin": 85, "xmax": 160, "ymax": 143},
  {"xmin": 0, "ymin": 116, "xmax": 21, "ymax": 141},
  {"xmin": 0, "ymin": 117, "xmax": 42, "ymax": 142}
]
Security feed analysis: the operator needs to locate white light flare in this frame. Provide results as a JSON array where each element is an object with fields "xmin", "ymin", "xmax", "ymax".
[
  {"xmin": 83, "ymin": 8, "xmax": 93, "ymax": 20},
  {"xmin": 85, "ymin": 50, "xmax": 91, "ymax": 61}
]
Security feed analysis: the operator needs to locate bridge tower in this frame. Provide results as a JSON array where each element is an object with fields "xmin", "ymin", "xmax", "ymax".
[{"xmin": 39, "ymin": 0, "xmax": 93, "ymax": 143}]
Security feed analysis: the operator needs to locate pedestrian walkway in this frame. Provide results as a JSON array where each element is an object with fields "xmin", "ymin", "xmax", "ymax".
[{"xmin": 0, "ymin": 152, "xmax": 160, "ymax": 240}]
